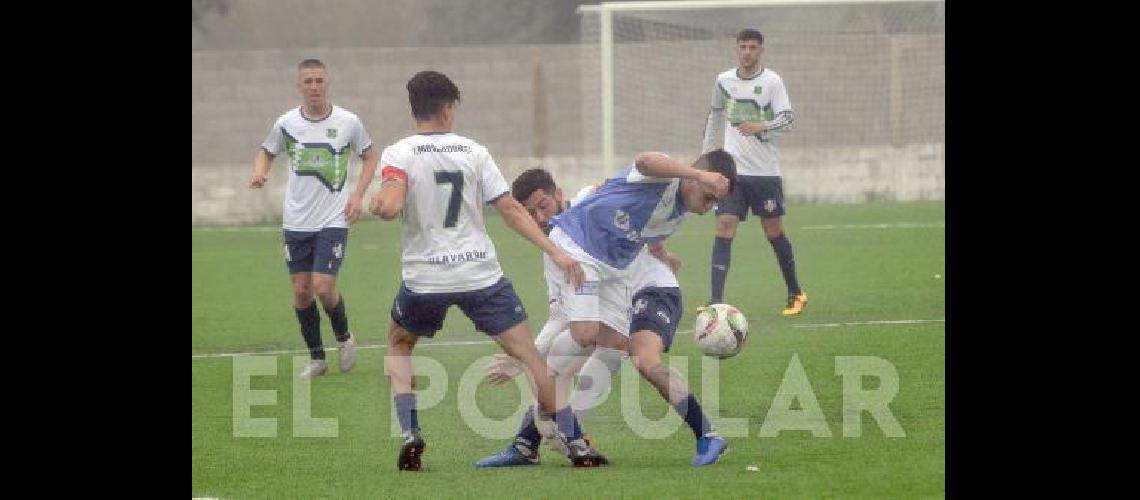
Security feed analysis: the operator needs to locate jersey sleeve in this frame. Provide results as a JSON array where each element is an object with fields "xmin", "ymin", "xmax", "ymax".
[
  {"xmin": 351, "ymin": 114, "xmax": 374, "ymax": 157},
  {"xmin": 761, "ymin": 74, "xmax": 795, "ymax": 141},
  {"xmin": 477, "ymin": 146, "xmax": 511, "ymax": 204},
  {"xmin": 379, "ymin": 145, "xmax": 408, "ymax": 183},
  {"xmin": 260, "ymin": 115, "xmax": 287, "ymax": 155},
  {"xmin": 702, "ymin": 77, "xmax": 727, "ymax": 153}
]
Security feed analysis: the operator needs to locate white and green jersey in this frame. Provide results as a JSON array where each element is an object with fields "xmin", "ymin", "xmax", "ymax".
[
  {"xmin": 262, "ymin": 104, "xmax": 372, "ymax": 231},
  {"xmin": 701, "ymin": 68, "xmax": 794, "ymax": 177},
  {"xmin": 381, "ymin": 133, "xmax": 511, "ymax": 294}
]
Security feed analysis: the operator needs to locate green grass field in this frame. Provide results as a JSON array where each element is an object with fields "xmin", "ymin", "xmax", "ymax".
[{"xmin": 192, "ymin": 201, "xmax": 945, "ymax": 499}]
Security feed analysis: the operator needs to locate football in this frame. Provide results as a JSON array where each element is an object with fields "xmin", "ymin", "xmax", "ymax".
[{"xmin": 693, "ymin": 303, "xmax": 749, "ymax": 359}]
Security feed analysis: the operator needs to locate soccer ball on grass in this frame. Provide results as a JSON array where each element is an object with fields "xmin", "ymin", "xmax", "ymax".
[{"xmin": 693, "ymin": 303, "xmax": 749, "ymax": 359}]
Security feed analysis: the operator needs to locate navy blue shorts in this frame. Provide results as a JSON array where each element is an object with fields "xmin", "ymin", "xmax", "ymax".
[
  {"xmin": 390, "ymin": 277, "xmax": 528, "ymax": 338},
  {"xmin": 629, "ymin": 286, "xmax": 682, "ymax": 352},
  {"xmin": 283, "ymin": 228, "xmax": 348, "ymax": 275},
  {"xmin": 715, "ymin": 175, "xmax": 785, "ymax": 220}
]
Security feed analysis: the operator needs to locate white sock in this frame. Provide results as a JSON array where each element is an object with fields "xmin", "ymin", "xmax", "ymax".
[
  {"xmin": 569, "ymin": 346, "xmax": 624, "ymax": 418},
  {"xmin": 534, "ymin": 322, "xmax": 567, "ymax": 359},
  {"xmin": 546, "ymin": 328, "xmax": 590, "ymax": 377}
]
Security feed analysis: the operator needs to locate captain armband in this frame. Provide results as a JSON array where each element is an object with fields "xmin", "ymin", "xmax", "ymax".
[{"xmin": 381, "ymin": 165, "xmax": 407, "ymax": 184}]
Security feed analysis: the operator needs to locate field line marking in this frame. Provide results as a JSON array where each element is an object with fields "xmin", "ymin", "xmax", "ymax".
[
  {"xmin": 192, "ymin": 339, "xmax": 496, "ymax": 360},
  {"xmin": 195, "ymin": 318, "xmax": 945, "ymax": 358},
  {"xmin": 193, "ymin": 226, "xmax": 280, "ymax": 232},
  {"xmin": 791, "ymin": 319, "xmax": 945, "ymax": 328},
  {"xmin": 801, "ymin": 222, "xmax": 944, "ymax": 230}
]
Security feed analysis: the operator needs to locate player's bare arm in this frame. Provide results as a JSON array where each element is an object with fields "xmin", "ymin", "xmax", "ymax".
[
  {"xmin": 370, "ymin": 172, "xmax": 407, "ymax": 220},
  {"xmin": 633, "ymin": 152, "xmax": 730, "ymax": 198},
  {"xmin": 249, "ymin": 149, "xmax": 275, "ymax": 188},
  {"xmin": 346, "ymin": 146, "xmax": 378, "ymax": 223},
  {"xmin": 491, "ymin": 194, "xmax": 584, "ymax": 287}
]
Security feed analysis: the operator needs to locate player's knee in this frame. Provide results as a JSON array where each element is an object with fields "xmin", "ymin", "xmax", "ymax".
[
  {"xmin": 629, "ymin": 341, "xmax": 662, "ymax": 374},
  {"xmin": 387, "ymin": 323, "xmax": 418, "ymax": 350},
  {"xmin": 313, "ymin": 279, "xmax": 337, "ymax": 302},
  {"xmin": 715, "ymin": 218, "xmax": 738, "ymax": 238},
  {"xmin": 292, "ymin": 279, "xmax": 313, "ymax": 296},
  {"xmin": 762, "ymin": 219, "xmax": 783, "ymax": 239},
  {"xmin": 292, "ymin": 287, "xmax": 314, "ymax": 306}
]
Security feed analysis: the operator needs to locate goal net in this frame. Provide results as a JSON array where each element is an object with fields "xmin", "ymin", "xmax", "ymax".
[{"xmin": 578, "ymin": 0, "xmax": 944, "ymax": 202}]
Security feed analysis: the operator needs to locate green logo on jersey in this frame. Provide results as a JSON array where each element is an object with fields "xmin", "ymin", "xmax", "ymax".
[
  {"xmin": 326, "ymin": 128, "xmax": 337, "ymax": 139},
  {"xmin": 727, "ymin": 100, "xmax": 775, "ymax": 127},
  {"xmin": 726, "ymin": 100, "xmax": 764, "ymax": 126},
  {"xmin": 754, "ymin": 86, "xmax": 762, "ymax": 95},
  {"xmin": 282, "ymin": 130, "xmax": 351, "ymax": 192}
]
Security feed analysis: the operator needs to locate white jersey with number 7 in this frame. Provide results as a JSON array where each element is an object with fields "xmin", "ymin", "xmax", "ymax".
[{"xmin": 380, "ymin": 132, "xmax": 511, "ymax": 293}]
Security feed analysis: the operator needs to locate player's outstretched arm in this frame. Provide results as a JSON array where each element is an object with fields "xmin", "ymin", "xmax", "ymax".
[
  {"xmin": 249, "ymin": 149, "xmax": 275, "ymax": 189},
  {"xmin": 634, "ymin": 152, "xmax": 729, "ymax": 197},
  {"xmin": 346, "ymin": 147, "xmax": 379, "ymax": 223},
  {"xmin": 491, "ymin": 194, "xmax": 584, "ymax": 287},
  {"xmin": 634, "ymin": 152, "xmax": 703, "ymax": 179}
]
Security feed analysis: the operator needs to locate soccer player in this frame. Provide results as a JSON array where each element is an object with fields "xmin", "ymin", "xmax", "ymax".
[
  {"xmin": 485, "ymin": 169, "xmax": 683, "ymax": 432},
  {"xmin": 479, "ymin": 170, "xmax": 681, "ymax": 465},
  {"xmin": 369, "ymin": 70, "xmax": 606, "ymax": 471},
  {"xmin": 480, "ymin": 150, "xmax": 737, "ymax": 467},
  {"xmin": 248, "ymin": 58, "xmax": 376, "ymax": 378},
  {"xmin": 702, "ymin": 29, "xmax": 807, "ymax": 315}
]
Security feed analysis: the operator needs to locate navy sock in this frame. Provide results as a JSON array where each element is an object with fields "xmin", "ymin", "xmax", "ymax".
[
  {"xmin": 514, "ymin": 405, "xmax": 543, "ymax": 449},
  {"xmin": 672, "ymin": 393, "xmax": 713, "ymax": 439},
  {"xmin": 553, "ymin": 406, "xmax": 582, "ymax": 441},
  {"xmin": 394, "ymin": 393, "xmax": 419, "ymax": 434},
  {"xmin": 710, "ymin": 236, "xmax": 732, "ymax": 303},
  {"xmin": 295, "ymin": 302, "xmax": 325, "ymax": 360},
  {"xmin": 768, "ymin": 233, "xmax": 801, "ymax": 296},
  {"xmin": 324, "ymin": 294, "xmax": 350, "ymax": 342}
]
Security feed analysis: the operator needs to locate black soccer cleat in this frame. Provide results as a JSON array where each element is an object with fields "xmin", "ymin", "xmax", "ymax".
[
  {"xmin": 398, "ymin": 431, "xmax": 426, "ymax": 471},
  {"xmin": 566, "ymin": 438, "xmax": 608, "ymax": 468}
]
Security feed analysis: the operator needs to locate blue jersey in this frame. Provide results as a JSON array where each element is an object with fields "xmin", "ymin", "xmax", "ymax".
[{"xmin": 551, "ymin": 165, "xmax": 688, "ymax": 269}]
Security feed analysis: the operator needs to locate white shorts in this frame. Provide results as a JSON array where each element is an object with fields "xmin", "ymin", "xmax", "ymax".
[
  {"xmin": 544, "ymin": 227, "xmax": 679, "ymax": 338},
  {"xmin": 534, "ymin": 275, "xmax": 569, "ymax": 356}
]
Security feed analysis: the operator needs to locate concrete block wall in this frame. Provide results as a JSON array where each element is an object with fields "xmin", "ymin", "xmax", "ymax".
[
  {"xmin": 193, "ymin": 41, "xmax": 943, "ymax": 225},
  {"xmin": 193, "ymin": 44, "xmax": 593, "ymax": 225}
]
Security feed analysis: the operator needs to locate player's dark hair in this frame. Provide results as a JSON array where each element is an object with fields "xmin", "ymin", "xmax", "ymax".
[
  {"xmin": 512, "ymin": 168, "xmax": 557, "ymax": 202},
  {"xmin": 297, "ymin": 58, "xmax": 326, "ymax": 71},
  {"xmin": 736, "ymin": 29, "xmax": 764, "ymax": 44},
  {"xmin": 699, "ymin": 149, "xmax": 737, "ymax": 194},
  {"xmin": 407, "ymin": 70, "xmax": 461, "ymax": 122}
]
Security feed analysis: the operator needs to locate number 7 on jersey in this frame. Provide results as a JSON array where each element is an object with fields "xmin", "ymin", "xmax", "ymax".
[{"xmin": 434, "ymin": 171, "xmax": 464, "ymax": 228}]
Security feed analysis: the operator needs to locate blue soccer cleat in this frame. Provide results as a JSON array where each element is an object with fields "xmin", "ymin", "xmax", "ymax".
[
  {"xmin": 691, "ymin": 435, "xmax": 728, "ymax": 467},
  {"xmin": 475, "ymin": 441, "xmax": 540, "ymax": 468}
]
